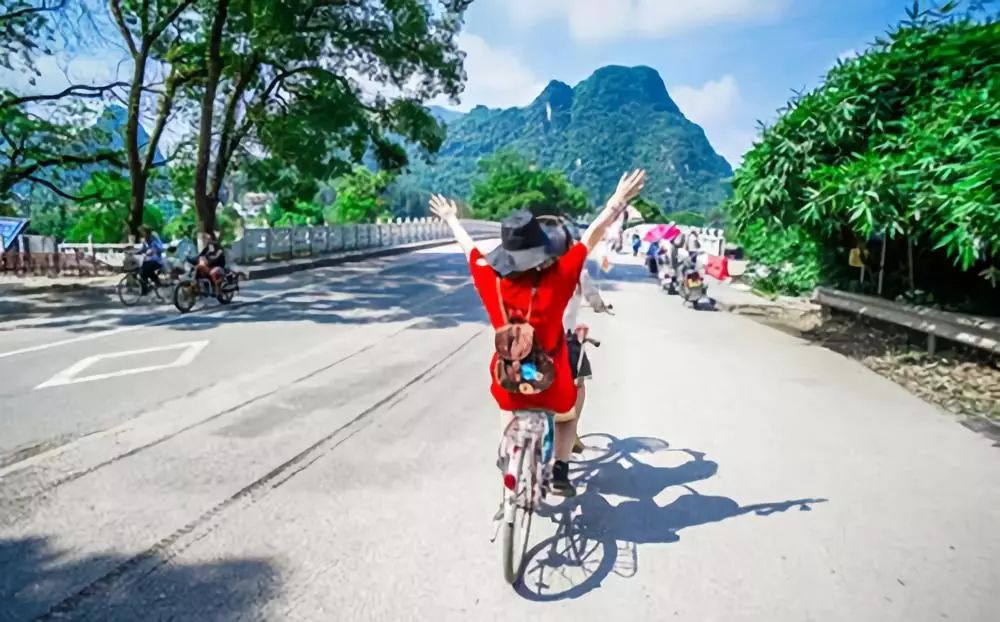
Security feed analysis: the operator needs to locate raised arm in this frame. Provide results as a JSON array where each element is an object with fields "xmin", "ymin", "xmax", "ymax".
[
  {"xmin": 429, "ymin": 194, "xmax": 479, "ymax": 259},
  {"xmin": 581, "ymin": 169, "xmax": 647, "ymax": 253}
]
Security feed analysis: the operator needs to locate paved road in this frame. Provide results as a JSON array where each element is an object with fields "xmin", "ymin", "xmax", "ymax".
[{"xmin": 1, "ymin": 245, "xmax": 998, "ymax": 621}]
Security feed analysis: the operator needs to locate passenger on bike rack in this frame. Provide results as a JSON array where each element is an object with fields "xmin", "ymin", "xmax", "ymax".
[
  {"xmin": 538, "ymin": 217, "xmax": 611, "ymax": 456},
  {"xmin": 429, "ymin": 169, "xmax": 646, "ymax": 497}
]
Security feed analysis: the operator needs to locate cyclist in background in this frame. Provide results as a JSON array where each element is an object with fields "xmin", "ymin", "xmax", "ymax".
[
  {"xmin": 137, "ymin": 225, "xmax": 164, "ymax": 294},
  {"xmin": 429, "ymin": 169, "xmax": 646, "ymax": 496}
]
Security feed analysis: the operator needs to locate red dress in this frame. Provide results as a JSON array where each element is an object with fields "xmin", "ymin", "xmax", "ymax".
[{"xmin": 469, "ymin": 243, "xmax": 588, "ymax": 413}]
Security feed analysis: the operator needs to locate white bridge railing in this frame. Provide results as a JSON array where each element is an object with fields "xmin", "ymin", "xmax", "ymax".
[
  {"xmin": 4, "ymin": 218, "xmax": 496, "ymax": 276},
  {"xmin": 228, "ymin": 218, "xmax": 450, "ymax": 263}
]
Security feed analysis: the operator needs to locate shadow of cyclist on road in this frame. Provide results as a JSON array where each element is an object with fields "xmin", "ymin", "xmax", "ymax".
[{"xmin": 516, "ymin": 434, "xmax": 827, "ymax": 602}]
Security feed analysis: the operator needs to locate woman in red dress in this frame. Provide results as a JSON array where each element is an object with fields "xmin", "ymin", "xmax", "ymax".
[{"xmin": 429, "ymin": 169, "xmax": 647, "ymax": 495}]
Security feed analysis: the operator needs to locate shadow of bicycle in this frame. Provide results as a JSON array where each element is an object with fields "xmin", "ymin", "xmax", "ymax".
[{"xmin": 515, "ymin": 434, "xmax": 827, "ymax": 601}]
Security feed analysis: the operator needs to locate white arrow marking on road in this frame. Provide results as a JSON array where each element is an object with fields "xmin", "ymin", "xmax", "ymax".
[{"xmin": 35, "ymin": 340, "xmax": 210, "ymax": 389}]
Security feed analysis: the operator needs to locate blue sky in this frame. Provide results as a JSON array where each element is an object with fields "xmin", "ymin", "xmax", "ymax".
[
  {"xmin": 446, "ymin": 0, "xmax": 920, "ymax": 165},
  {"xmin": 3, "ymin": 0, "xmax": 923, "ymax": 167}
]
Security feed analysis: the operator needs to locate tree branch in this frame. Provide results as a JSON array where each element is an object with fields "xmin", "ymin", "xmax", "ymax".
[
  {"xmin": 0, "ymin": 127, "xmax": 23, "ymax": 163},
  {"xmin": 12, "ymin": 152, "xmax": 124, "ymax": 185},
  {"xmin": 210, "ymin": 56, "xmax": 261, "ymax": 197},
  {"xmin": 147, "ymin": 0, "xmax": 197, "ymax": 45},
  {"xmin": 141, "ymin": 67, "xmax": 199, "ymax": 173},
  {"xmin": 0, "ymin": 0, "xmax": 66, "ymax": 24},
  {"xmin": 109, "ymin": 0, "xmax": 139, "ymax": 57},
  {"xmin": 1, "ymin": 82, "xmax": 129, "ymax": 109},
  {"xmin": 26, "ymin": 175, "xmax": 101, "ymax": 202}
]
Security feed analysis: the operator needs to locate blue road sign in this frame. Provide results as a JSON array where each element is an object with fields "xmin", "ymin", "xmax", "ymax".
[{"xmin": 0, "ymin": 217, "xmax": 29, "ymax": 252}]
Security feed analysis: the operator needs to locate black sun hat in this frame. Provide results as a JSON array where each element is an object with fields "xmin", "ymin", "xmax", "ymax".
[{"xmin": 486, "ymin": 209, "xmax": 559, "ymax": 276}]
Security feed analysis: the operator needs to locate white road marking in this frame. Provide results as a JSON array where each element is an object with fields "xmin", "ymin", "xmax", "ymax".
[
  {"xmin": 0, "ymin": 281, "xmax": 476, "ymax": 477},
  {"xmin": 35, "ymin": 340, "xmax": 210, "ymax": 389}
]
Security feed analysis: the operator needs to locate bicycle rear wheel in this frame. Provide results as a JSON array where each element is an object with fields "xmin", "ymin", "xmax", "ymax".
[{"xmin": 501, "ymin": 439, "xmax": 536, "ymax": 584}]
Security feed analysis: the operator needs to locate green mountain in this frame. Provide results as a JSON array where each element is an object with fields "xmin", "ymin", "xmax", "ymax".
[{"xmin": 401, "ymin": 65, "xmax": 733, "ymax": 213}]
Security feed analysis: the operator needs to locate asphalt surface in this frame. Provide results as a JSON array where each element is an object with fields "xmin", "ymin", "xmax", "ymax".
[{"xmin": 1, "ymin": 245, "xmax": 998, "ymax": 621}]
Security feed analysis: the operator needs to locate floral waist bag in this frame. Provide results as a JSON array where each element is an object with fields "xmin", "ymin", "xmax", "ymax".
[{"xmin": 492, "ymin": 277, "xmax": 556, "ymax": 395}]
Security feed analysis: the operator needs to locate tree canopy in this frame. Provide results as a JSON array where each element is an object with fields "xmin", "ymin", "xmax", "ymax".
[
  {"xmin": 1, "ymin": 0, "xmax": 473, "ymax": 244},
  {"xmin": 725, "ymin": 4, "xmax": 999, "ymax": 307}
]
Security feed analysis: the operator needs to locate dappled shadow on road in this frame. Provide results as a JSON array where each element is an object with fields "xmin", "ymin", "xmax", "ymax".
[
  {"xmin": 0, "ymin": 252, "xmax": 488, "ymax": 336},
  {"xmin": 515, "ymin": 435, "xmax": 827, "ymax": 601},
  {"xmin": 0, "ymin": 536, "xmax": 278, "ymax": 621},
  {"xmin": 0, "ymin": 249, "xmax": 663, "ymax": 338},
  {"xmin": 0, "ymin": 288, "xmax": 125, "ymax": 331},
  {"xmin": 166, "ymin": 253, "xmax": 486, "ymax": 332}
]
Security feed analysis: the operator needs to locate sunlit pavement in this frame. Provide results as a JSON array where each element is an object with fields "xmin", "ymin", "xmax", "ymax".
[{"xmin": 1, "ymin": 244, "xmax": 997, "ymax": 621}]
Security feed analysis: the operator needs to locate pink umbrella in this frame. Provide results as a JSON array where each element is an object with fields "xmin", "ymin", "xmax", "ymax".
[{"xmin": 643, "ymin": 224, "xmax": 680, "ymax": 243}]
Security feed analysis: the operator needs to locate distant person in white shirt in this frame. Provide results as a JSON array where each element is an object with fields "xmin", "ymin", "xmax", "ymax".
[{"xmin": 686, "ymin": 230, "xmax": 701, "ymax": 252}]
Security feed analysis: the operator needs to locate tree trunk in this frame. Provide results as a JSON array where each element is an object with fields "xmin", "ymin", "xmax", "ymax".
[
  {"xmin": 125, "ymin": 46, "xmax": 149, "ymax": 241},
  {"xmin": 193, "ymin": 0, "xmax": 231, "ymax": 249}
]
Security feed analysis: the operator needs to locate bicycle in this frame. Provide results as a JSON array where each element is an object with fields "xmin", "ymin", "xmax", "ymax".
[
  {"xmin": 493, "ymin": 409, "xmax": 555, "ymax": 584},
  {"xmin": 117, "ymin": 251, "xmax": 170, "ymax": 306}
]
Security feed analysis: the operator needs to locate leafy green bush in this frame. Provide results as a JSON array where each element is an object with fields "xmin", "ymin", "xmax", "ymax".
[
  {"xmin": 726, "ymin": 5, "xmax": 999, "ymax": 308},
  {"xmin": 667, "ymin": 210, "xmax": 706, "ymax": 227},
  {"xmin": 63, "ymin": 172, "xmax": 161, "ymax": 243},
  {"xmin": 737, "ymin": 217, "xmax": 827, "ymax": 296},
  {"xmin": 469, "ymin": 152, "xmax": 588, "ymax": 220},
  {"xmin": 325, "ymin": 167, "xmax": 394, "ymax": 224},
  {"xmin": 626, "ymin": 197, "xmax": 661, "ymax": 224}
]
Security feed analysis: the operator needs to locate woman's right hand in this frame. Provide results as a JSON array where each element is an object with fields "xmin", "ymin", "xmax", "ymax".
[
  {"xmin": 609, "ymin": 169, "xmax": 647, "ymax": 212},
  {"xmin": 429, "ymin": 194, "xmax": 459, "ymax": 221}
]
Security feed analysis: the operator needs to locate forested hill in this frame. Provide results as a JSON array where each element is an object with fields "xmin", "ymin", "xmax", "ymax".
[{"xmin": 401, "ymin": 65, "xmax": 733, "ymax": 212}]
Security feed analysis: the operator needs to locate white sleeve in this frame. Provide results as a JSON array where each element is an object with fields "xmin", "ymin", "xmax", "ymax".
[
  {"xmin": 562, "ymin": 288, "xmax": 582, "ymax": 332},
  {"xmin": 580, "ymin": 272, "xmax": 609, "ymax": 312}
]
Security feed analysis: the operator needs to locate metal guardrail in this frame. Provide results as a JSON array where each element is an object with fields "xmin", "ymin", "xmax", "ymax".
[{"xmin": 814, "ymin": 287, "xmax": 1000, "ymax": 355}]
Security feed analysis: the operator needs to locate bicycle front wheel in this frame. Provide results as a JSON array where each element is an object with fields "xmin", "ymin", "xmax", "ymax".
[
  {"xmin": 173, "ymin": 280, "xmax": 198, "ymax": 313},
  {"xmin": 502, "ymin": 439, "xmax": 536, "ymax": 584},
  {"xmin": 117, "ymin": 273, "xmax": 142, "ymax": 306}
]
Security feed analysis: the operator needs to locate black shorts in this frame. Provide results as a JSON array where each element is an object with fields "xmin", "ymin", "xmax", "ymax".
[{"xmin": 566, "ymin": 332, "xmax": 592, "ymax": 382}]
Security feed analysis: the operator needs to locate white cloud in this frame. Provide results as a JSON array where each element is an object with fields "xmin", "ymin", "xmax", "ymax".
[
  {"xmin": 500, "ymin": 0, "xmax": 788, "ymax": 42},
  {"xmin": 434, "ymin": 33, "xmax": 545, "ymax": 111},
  {"xmin": 672, "ymin": 74, "xmax": 740, "ymax": 127},
  {"xmin": 0, "ymin": 52, "xmax": 131, "ymax": 96},
  {"xmin": 670, "ymin": 74, "xmax": 754, "ymax": 167}
]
